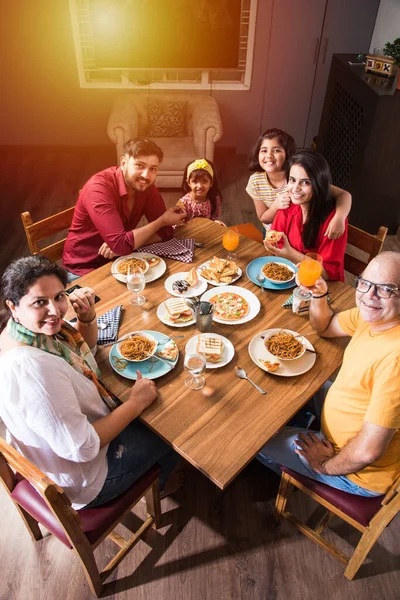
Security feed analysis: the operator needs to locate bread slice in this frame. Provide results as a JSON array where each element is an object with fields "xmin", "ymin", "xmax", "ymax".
[
  {"xmin": 164, "ymin": 298, "xmax": 193, "ymax": 322},
  {"xmin": 185, "ymin": 267, "xmax": 199, "ymax": 287},
  {"xmin": 213, "ymin": 257, "xmax": 228, "ymax": 273},
  {"xmin": 196, "ymin": 335, "xmax": 224, "ymax": 363}
]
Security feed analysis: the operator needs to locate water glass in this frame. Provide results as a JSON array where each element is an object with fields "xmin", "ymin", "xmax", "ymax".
[
  {"xmin": 184, "ymin": 352, "xmax": 206, "ymax": 390},
  {"xmin": 127, "ymin": 267, "xmax": 146, "ymax": 306}
]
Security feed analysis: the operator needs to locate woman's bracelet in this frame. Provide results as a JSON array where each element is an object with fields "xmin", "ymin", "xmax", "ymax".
[
  {"xmin": 312, "ymin": 291, "xmax": 329, "ymax": 299},
  {"xmin": 77, "ymin": 315, "xmax": 97, "ymax": 326}
]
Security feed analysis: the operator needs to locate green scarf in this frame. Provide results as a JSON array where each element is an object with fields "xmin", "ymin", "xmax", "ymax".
[{"xmin": 7, "ymin": 318, "xmax": 119, "ymax": 410}]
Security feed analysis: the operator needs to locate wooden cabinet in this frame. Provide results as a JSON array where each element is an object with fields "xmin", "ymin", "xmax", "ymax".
[
  {"xmin": 261, "ymin": 0, "xmax": 379, "ymax": 148},
  {"xmin": 316, "ymin": 54, "xmax": 400, "ymax": 234}
]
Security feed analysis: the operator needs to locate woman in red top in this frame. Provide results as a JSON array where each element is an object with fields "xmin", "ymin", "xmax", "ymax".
[{"xmin": 264, "ymin": 150, "xmax": 348, "ymax": 281}]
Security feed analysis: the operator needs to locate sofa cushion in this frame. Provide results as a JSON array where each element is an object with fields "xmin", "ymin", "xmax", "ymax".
[{"xmin": 147, "ymin": 99, "xmax": 187, "ymax": 137}]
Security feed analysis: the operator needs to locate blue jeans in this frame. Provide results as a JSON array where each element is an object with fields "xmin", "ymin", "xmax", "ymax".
[
  {"xmin": 257, "ymin": 382, "xmax": 381, "ymax": 497},
  {"xmin": 85, "ymin": 420, "xmax": 179, "ymax": 508},
  {"xmin": 66, "ymin": 269, "xmax": 80, "ymax": 283}
]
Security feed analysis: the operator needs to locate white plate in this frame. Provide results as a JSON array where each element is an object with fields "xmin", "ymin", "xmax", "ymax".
[
  {"xmin": 156, "ymin": 301, "xmax": 195, "ymax": 327},
  {"xmin": 197, "ymin": 260, "xmax": 242, "ymax": 286},
  {"xmin": 200, "ymin": 285, "xmax": 261, "ymax": 325},
  {"xmin": 248, "ymin": 328, "xmax": 316, "ymax": 377},
  {"xmin": 112, "ymin": 252, "xmax": 167, "ymax": 284},
  {"xmin": 165, "ymin": 272, "xmax": 208, "ymax": 298},
  {"xmin": 185, "ymin": 333, "xmax": 234, "ymax": 369}
]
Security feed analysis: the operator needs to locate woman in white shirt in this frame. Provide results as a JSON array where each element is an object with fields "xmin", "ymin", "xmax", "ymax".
[{"xmin": 0, "ymin": 255, "xmax": 178, "ymax": 509}]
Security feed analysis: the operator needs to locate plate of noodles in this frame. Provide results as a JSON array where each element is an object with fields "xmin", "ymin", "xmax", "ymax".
[
  {"xmin": 248, "ymin": 328, "xmax": 316, "ymax": 377},
  {"xmin": 116, "ymin": 331, "xmax": 157, "ymax": 362},
  {"xmin": 246, "ymin": 257, "xmax": 297, "ymax": 291},
  {"xmin": 109, "ymin": 330, "xmax": 179, "ymax": 380},
  {"xmin": 112, "ymin": 253, "xmax": 167, "ymax": 284},
  {"xmin": 261, "ymin": 262, "xmax": 296, "ymax": 285}
]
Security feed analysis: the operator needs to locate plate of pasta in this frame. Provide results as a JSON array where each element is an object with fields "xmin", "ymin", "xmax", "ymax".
[
  {"xmin": 247, "ymin": 257, "xmax": 297, "ymax": 291},
  {"xmin": 116, "ymin": 331, "xmax": 157, "ymax": 362},
  {"xmin": 261, "ymin": 262, "xmax": 296, "ymax": 285},
  {"xmin": 248, "ymin": 329, "xmax": 316, "ymax": 377},
  {"xmin": 112, "ymin": 253, "xmax": 167, "ymax": 284},
  {"xmin": 109, "ymin": 330, "xmax": 179, "ymax": 380}
]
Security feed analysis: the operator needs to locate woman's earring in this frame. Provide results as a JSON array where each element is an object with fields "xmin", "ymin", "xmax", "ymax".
[{"xmin": 12, "ymin": 316, "xmax": 20, "ymax": 324}]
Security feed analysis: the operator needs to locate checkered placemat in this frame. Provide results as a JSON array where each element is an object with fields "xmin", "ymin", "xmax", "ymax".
[
  {"xmin": 97, "ymin": 305, "xmax": 122, "ymax": 345},
  {"xmin": 135, "ymin": 238, "xmax": 195, "ymax": 263}
]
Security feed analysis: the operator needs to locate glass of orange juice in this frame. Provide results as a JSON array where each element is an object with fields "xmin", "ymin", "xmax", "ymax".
[
  {"xmin": 222, "ymin": 229, "xmax": 239, "ymax": 261},
  {"xmin": 297, "ymin": 253, "xmax": 323, "ymax": 292}
]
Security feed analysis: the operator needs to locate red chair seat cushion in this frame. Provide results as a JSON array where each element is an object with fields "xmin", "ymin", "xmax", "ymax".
[
  {"xmin": 281, "ymin": 466, "xmax": 384, "ymax": 527},
  {"xmin": 11, "ymin": 464, "xmax": 161, "ymax": 548}
]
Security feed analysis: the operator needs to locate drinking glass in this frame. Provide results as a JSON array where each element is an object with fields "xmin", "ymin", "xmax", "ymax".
[
  {"xmin": 127, "ymin": 267, "xmax": 146, "ymax": 306},
  {"xmin": 297, "ymin": 253, "xmax": 323, "ymax": 298},
  {"xmin": 184, "ymin": 352, "xmax": 206, "ymax": 390},
  {"xmin": 222, "ymin": 229, "xmax": 239, "ymax": 261}
]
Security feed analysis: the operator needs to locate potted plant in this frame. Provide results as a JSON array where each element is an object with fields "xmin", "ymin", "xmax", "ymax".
[{"xmin": 384, "ymin": 38, "xmax": 400, "ymax": 89}]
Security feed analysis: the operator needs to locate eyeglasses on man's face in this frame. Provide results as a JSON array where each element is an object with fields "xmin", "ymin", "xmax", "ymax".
[{"xmin": 355, "ymin": 277, "xmax": 399, "ymax": 299}]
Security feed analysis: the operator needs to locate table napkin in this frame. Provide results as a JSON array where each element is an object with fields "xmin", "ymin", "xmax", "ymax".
[
  {"xmin": 97, "ymin": 305, "xmax": 122, "ymax": 345},
  {"xmin": 135, "ymin": 238, "xmax": 195, "ymax": 263}
]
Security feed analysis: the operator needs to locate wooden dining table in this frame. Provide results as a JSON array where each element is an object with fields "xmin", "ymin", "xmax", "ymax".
[{"xmin": 73, "ymin": 218, "xmax": 355, "ymax": 490}]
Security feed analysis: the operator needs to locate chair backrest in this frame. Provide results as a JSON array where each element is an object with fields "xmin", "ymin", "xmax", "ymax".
[
  {"xmin": 0, "ymin": 437, "xmax": 85, "ymax": 542},
  {"xmin": 21, "ymin": 206, "xmax": 75, "ymax": 262},
  {"xmin": 344, "ymin": 224, "xmax": 388, "ymax": 276}
]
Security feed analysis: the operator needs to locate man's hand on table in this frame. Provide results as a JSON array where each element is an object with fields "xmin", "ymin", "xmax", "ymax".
[
  {"xmin": 98, "ymin": 242, "xmax": 119, "ymax": 259},
  {"xmin": 294, "ymin": 431, "xmax": 335, "ymax": 474},
  {"xmin": 127, "ymin": 371, "xmax": 158, "ymax": 413}
]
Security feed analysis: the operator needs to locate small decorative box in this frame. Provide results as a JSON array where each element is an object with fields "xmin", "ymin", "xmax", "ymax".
[{"xmin": 365, "ymin": 54, "xmax": 396, "ymax": 77}]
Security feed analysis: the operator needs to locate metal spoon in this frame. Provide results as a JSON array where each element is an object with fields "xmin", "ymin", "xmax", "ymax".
[
  {"xmin": 98, "ymin": 321, "xmax": 110, "ymax": 330},
  {"xmin": 256, "ymin": 273, "xmax": 266, "ymax": 292},
  {"xmin": 235, "ymin": 367, "xmax": 267, "ymax": 395}
]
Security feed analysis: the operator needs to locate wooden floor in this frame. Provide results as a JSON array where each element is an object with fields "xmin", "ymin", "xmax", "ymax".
[{"xmin": 0, "ymin": 146, "xmax": 399, "ymax": 599}]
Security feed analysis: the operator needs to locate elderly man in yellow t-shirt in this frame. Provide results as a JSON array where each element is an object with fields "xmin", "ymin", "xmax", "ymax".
[{"xmin": 258, "ymin": 251, "xmax": 400, "ymax": 497}]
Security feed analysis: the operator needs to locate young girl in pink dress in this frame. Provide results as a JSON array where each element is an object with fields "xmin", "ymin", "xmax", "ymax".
[{"xmin": 177, "ymin": 159, "xmax": 223, "ymax": 223}]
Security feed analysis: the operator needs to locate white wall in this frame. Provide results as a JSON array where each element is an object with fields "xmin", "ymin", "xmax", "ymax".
[{"xmin": 369, "ymin": 0, "xmax": 400, "ymax": 53}]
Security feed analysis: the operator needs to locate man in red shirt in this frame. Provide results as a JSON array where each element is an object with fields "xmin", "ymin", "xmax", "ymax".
[{"xmin": 63, "ymin": 138, "xmax": 186, "ymax": 276}]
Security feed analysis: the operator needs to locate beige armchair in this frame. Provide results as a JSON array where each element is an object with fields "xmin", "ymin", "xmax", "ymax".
[{"xmin": 107, "ymin": 94, "xmax": 223, "ymax": 187}]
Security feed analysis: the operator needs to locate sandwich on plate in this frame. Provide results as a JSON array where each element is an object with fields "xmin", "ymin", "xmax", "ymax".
[
  {"xmin": 196, "ymin": 335, "xmax": 224, "ymax": 363},
  {"xmin": 164, "ymin": 297, "xmax": 193, "ymax": 323}
]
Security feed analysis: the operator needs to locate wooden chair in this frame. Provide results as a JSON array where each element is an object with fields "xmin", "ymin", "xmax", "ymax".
[
  {"xmin": 344, "ymin": 224, "xmax": 388, "ymax": 276},
  {"xmin": 0, "ymin": 437, "xmax": 162, "ymax": 597},
  {"xmin": 231, "ymin": 223, "xmax": 263, "ymax": 244},
  {"xmin": 21, "ymin": 206, "xmax": 75, "ymax": 262},
  {"xmin": 274, "ymin": 466, "xmax": 400, "ymax": 580}
]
